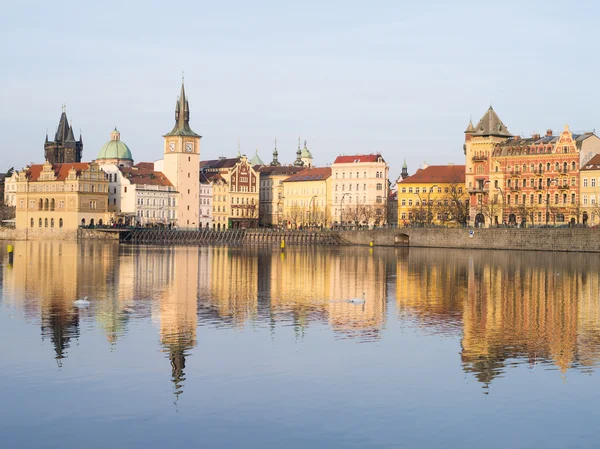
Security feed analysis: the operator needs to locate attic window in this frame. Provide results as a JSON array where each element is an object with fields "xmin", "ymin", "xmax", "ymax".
[{"xmin": 354, "ymin": 159, "xmax": 359, "ymax": 163}]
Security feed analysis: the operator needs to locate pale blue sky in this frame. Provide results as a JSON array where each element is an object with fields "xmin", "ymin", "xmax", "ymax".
[{"xmin": 2, "ymin": 0, "xmax": 599, "ymax": 181}]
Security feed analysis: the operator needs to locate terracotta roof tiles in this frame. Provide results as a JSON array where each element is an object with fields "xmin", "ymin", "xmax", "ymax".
[
  {"xmin": 333, "ymin": 154, "xmax": 384, "ymax": 164},
  {"xmin": 283, "ymin": 167, "xmax": 331, "ymax": 182},
  {"xmin": 401, "ymin": 165, "xmax": 465, "ymax": 184}
]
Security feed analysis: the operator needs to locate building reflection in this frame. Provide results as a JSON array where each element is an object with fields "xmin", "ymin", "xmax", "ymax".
[{"xmin": 396, "ymin": 248, "xmax": 600, "ymax": 387}]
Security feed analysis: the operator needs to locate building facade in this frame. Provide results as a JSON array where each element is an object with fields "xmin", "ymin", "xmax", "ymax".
[
  {"xmin": 45, "ymin": 109, "xmax": 83, "ymax": 164},
  {"xmin": 257, "ymin": 165, "xmax": 306, "ymax": 227},
  {"xmin": 201, "ymin": 156, "xmax": 260, "ymax": 229},
  {"xmin": 101, "ymin": 163, "xmax": 176, "ymax": 226},
  {"xmin": 331, "ymin": 154, "xmax": 389, "ymax": 227},
  {"xmin": 282, "ymin": 167, "xmax": 332, "ymax": 228},
  {"xmin": 162, "ymin": 82, "xmax": 201, "ymax": 228},
  {"xmin": 465, "ymin": 107, "xmax": 600, "ymax": 226},
  {"xmin": 580, "ymin": 154, "xmax": 600, "ymax": 226},
  {"xmin": 199, "ymin": 174, "xmax": 213, "ymax": 229},
  {"xmin": 396, "ymin": 164, "xmax": 467, "ymax": 226},
  {"xmin": 13, "ymin": 161, "xmax": 109, "ymax": 230}
]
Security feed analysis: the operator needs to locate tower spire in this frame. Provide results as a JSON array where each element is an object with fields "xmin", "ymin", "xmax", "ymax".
[{"xmin": 164, "ymin": 79, "xmax": 200, "ymax": 137}]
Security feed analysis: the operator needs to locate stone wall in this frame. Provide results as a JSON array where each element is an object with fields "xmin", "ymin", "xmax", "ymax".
[
  {"xmin": 0, "ymin": 227, "xmax": 78, "ymax": 241},
  {"xmin": 0, "ymin": 227, "xmax": 119, "ymax": 241},
  {"xmin": 340, "ymin": 227, "xmax": 600, "ymax": 253}
]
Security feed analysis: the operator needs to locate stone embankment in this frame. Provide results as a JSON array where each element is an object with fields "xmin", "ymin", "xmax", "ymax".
[
  {"xmin": 2, "ymin": 226, "xmax": 600, "ymax": 253},
  {"xmin": 339, "ymin": 227, "xmax": 600, "ymax": 253}
]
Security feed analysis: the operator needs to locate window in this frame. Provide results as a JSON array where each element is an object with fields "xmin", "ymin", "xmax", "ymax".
[
  {"xmin": 401, "ymin": 187, "xmax": 406, "ymax": 193},
  {"xmin": 408, "ymin": 199, "xmax": 412, "ymax": 206},
  {"xmin": 401, "ymin": 199, "xmax": 406, "ymax": 206},
  {"xmin": 593, "ymin": 178, "xmax": 597, "ymax": 187},
  {"xmin": 30, "ymin": 218, "xmax": 34, "ymax": 227},
  {"xmin": 44, "ymin": 218, "xmax": 48, "ymax": 228},
  {"xmin": 39, "ymin": 218, "xmax": 42, "ymax": 228},
  {"xmin": 51, "ymin": 218, "xmax": 54, "ymax": 228},
  {"xmin": 59, "ymin": 218, "xmax": 63, "ymax": 228},
  {"xmin": 376, "ymin": 183, "xmax": 383, "ymax": 190},
  {"xmin": 584, "ymin": 178, "xmax": 588, "ymax": 187}
]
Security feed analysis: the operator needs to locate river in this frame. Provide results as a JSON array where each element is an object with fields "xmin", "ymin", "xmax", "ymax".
[{"xmin": 1, "ymin": 242, "xmax": 599, "ymax": 448}]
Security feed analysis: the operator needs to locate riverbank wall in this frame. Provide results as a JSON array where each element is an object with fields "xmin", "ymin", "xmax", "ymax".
[
  {"xmin": 0, "ymin": 228, "xmax": 119, "ymax": 241},
  {"xmin": 339, "ymin": 227, "xmax": 600, "ymax": 253}
]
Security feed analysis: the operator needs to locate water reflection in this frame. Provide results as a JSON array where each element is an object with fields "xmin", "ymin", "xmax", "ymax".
[
  {"xmin": 3, "ymin": 242, "xmax": 600, "ymax": 394},
  {"xmin": 396, "ymin": 249, "xmax": 600, "ymax": 386}
]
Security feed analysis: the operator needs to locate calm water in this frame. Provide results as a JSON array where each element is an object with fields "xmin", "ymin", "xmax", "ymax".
[{"xmin": 1, "ymin": 242, "xmax": 600, "ymax": 448}]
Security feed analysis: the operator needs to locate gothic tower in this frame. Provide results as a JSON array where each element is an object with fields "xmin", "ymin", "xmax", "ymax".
[
  {"xmin": 163, "ymin": 81, "xmax": 201, "ymax": 228},
  {"xmin": 44, "ymin": 108, "xmax": 83, "ymax": 163}
]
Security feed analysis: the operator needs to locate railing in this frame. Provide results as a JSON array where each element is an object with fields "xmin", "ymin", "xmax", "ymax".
[{"xmin": 472, "ymin": 155, "xmax": 488, "ymax": 162}]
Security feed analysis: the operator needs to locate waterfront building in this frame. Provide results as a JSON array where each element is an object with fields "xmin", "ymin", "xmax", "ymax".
[
  {"xmin": 396, "ymin": 164, "xmax": 466, "ymax": 226},
  {"xmin": 465, "ymin": 107, "xmax": 600, "ymax": 226},
  {"xmin": 199, "ymin": 173, "xmax": 213, "ymax": 229},
  {"xmin": 0, "ymin": 171, "xmax": 8, "ymax": 206},
  {"xmin": 282, "ymin": 167, "xmax": 331, "ymax": 228},
  {"xmin": 579, "ymin": 154, "xmax": 600, "ymax": 225},
  {"xmin": 101, "ymin": 163, "xmax": 176, "ymax": 226},
  {"xmin": 200, "ymin": 155, "xmax": 259, "ymax": 229},
  {"xmin": 331, "ymin": 154, "xmax": 389, "ymax": 227},
  {"xmin": 12, "ymin": 160, "xmax": 109, "ymax": 230},
  {"xmin": 257, "ymin": 165, "xmax": 305, "ymax": 227},
  {"xmin": 161, "ymin": 82, "xmax": 201, "ymax": 228},
  {"xmin": 44, "ymin": 108, "xmax": 83, "ymax": 164}
]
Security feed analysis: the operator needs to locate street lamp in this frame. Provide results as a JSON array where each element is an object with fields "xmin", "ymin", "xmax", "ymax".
[
  {"xmin": 545, "ymin": 178, "xmax": 558, "ymax": 225},
  {"xmin": 308, "ymin": 195, "xmax": 317, "ymax": 228},
  {"xmin": 496, "ymin": 186, "xmax": 504, "ymax": 225},
  {"xmin": 339, "ymin": 192, "xmax": 350, "ymax": 228}
]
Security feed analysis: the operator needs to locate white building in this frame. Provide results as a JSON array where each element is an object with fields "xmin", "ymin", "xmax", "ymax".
[
  {"xmin": 199, "ymin": 173, "xmax": 213, "ymax": 229},
  {"xmin": 101, "ymin": 163, "xmax": 177, "ymax": 226},
  {"xmin": 330, "ymin": 154, "xmax": 389, "ymax": 227}
]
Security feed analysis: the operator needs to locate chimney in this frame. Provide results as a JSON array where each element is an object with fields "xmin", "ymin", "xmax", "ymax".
[
  {"xmin": 546, "ymin": 129, "xmax": 553, "ymax": 137},
  {"xmin": 532, "ymin": 133, "xmax": 540, "ymax": 140}
]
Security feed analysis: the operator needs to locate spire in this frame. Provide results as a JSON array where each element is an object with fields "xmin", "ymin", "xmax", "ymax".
[
  {"xmin": 271, "ymin": 138, "xmax": 280, "ymax": 166},
  {"xmin": 164, "ymin": 79, "xmax": 200, "ymax": 137},
  {"xmin": 79, "ymin": 129, "xmax": 83, "ymax": 143},
  {"xmin": 55, "ymin": 110, "xmax": 70, "ymax": 142},
  {"xmin": 401, "ymin": 158, "xmax": 409, "ymax": 179},
  {"xmin": 402, "ymin": 158, "xmax": 407, "ymax": 169},
  {"xmin": 465, "ymin": 119, "xmax": 475, "ymax": 134},
  {"xmin": 45, "ymin": 129, "xmax": 48, "ymax": 143},
  {"xmin": 66, "ymin": 125, "xmax": 76, "ymax": 142},
  {"xmin": 294, "ymin": 137, "xmax": 304, "ymax": 167}
]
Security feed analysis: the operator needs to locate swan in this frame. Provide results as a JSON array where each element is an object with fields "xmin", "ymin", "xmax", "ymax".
[
  {"xmin": 74, "ymin": 296, "xmax": 90, "ymax": 306},
  {"xmin": 348, "ymin": 292, "xmax": 366, "ymax": 304}
]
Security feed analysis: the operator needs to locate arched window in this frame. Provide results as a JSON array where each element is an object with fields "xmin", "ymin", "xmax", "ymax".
[
  {"xmin": 572, "ymin": 161, "xmax": 576, "ymax": 170},
  {"xmin": 44, "ymin": 218, "xmax": 48, "ymax": 228},
  {"xmin": 50, "ymin": 198, "xmax": 55, "ymax": 211},
  {"xmin": 81, "ymin": 218, "xmax": 86, "ymax": 226},
  {"xmin": 30, "ymin": 218, "xmax": 34, "ymax": 227},
  {"xmin": 39, "ymin": 198, "xmax": 43, "ymax": 209},
  {"xmin": 546, "ymin": 163, "xmax": 551, "ymax": 171},
  {"xmin": 50, "ymin": 218, "xmax": 54, "ymax": 228},
  {"xmin": 59, "ymin": 218, "xmax": 63, "ymax": 228},
  {"xmin": 39, "ymin": 218, "xmax": 42, "ymax": 228},
  {"xmin": 44, "ymin": 198, "xmax": 49, "ymax": 210}
]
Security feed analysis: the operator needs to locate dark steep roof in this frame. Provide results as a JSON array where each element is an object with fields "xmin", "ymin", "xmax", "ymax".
[
  {"xmin": 164, "ymin": 82, "xmax": 201, "ymax": 137},
  {"xmin": 473, "ymin": 106, "xmax": 512, "ymax": 138}
]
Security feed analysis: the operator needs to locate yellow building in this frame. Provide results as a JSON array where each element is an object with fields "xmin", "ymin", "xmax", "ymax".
[
  {"xmin": 396, "ymin": 164, "xmax": 466, "ymax": 226},
  {"xmin": 282, "ymin": 167, "xmax": 332, "ymax": 228},
  {"xmin": 257, "ymin": 165, "xmax": 306, "ymax": 227},
  {"xmin": 12, "ymin": 160, "xmax": 109, "ymax": 231},
  {"xmin": 201, "ymin": 155, "xmax": 260, "ymax": 229},
  {"xmin": 580, "ymin": 154, "xmax": 600, "ymax": 225}
]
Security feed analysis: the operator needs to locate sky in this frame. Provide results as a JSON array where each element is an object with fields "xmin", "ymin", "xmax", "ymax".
[{"xmin": 2, "ymin": 0, "xmax": 600, "ymax": 181}]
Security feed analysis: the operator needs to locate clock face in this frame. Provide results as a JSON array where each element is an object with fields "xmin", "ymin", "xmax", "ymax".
[
  {"xmin": 169, "ymin": 142, "xmax": 175, "ymax": 152},
  {"xmin": 185, "ymin": 142, "xmax": 193, "ymax": 153}
]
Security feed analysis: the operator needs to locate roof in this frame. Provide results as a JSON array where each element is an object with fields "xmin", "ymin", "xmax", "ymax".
[
  {"xmin": 581, "ymin": 154, "xmax": 600, "ymax": 171},
  {"xmin": 200, "ymin": 172, "xmax": 226, "ymax": 184},
  {"xmin": 473, "ymin": 106, "xmax": 512, "ymax": 138},
  {"xmin": 256, "ymin": 165, "xmax": 306, "ymax": 176},
  {"xmin": 400, "ymin": 165, "xmax": 465, "ymax": 184},
  {"xmin": 492, "ymin": 129, "xmax": 597, "ymax": 157},
  {"xmin": 333, "ymin": 154, "xmax": 384, "ymax": 164},
  {"xmin": 119, "ymin": 167, "xmax": 172, "ymax": 186},
  {"xmin": 283, "ymin": 167, "xmax": 331, "ymax": 182},
  {"xmin": 97, "ymin": 130, "xmax": 133, "ymax": 160},
  {"xmin": 134, "ymin": 162, "xmax": 154, "ymax": 170},
  {"xmin": 25, "ymin": 163, "xmax": 91, "ymax": 182},
  {"xmin": 250, "ymin": 150, "xmax": 265, "ymax": 166},
  {"xmin": 201, "ymin": 158, "xmax": 240, "ymax": 170},
  {"xmin": 465, "ymin": 120, "xmax": 475, "ymax": 133}
]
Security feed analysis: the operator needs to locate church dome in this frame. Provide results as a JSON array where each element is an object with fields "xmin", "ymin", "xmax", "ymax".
[
  {"xmin": 97, "ymin": 128, "xmax": 133, "ymax": 161},
  {"xmin": 301, "ymin": 140, "xmax": 312, "ymax": 158}
]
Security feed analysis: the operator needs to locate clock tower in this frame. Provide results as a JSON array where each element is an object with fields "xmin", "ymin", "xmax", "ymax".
[{"xmin": 163, "ymin": 81, "xmax": 201, "ymax": 228}]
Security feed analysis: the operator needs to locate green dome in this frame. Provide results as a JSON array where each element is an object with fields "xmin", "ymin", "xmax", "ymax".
[
  {"xmin": 97, "ymin": 128, "xmax": 133, "ymax": 161},
  {"xmin": 301, "ymin": 140, "xmax": 312, "ymax": 158}
]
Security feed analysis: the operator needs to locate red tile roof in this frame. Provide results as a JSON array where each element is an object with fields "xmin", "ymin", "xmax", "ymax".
[
  {"xmin": 283, "ymin": 167, "xmax": 331, "ymax": 182},
  {"xmin": 333, "ymin": 154, "xmax": 384, "ymax": 164},
  {"xmin": 135, "ymin": 162, "xmax": 155, "ymax": 170},
  {"xmin": 26, "ymin": 163, "xmax": 91, "ymax": 182},
  {"xmin": 257, "ymin": 165, "xmax": 306, "ymax": 176},
  {"xmin": 581, "ymin": 154, "xmax": 600, "ymax": 171},
  {"xmin": 119, "ymin": 167, "xmax": 173, "ymax": 186},
  {"xmin": 401, "ymin": 165, "xmax": 465, "ymax": 184}
]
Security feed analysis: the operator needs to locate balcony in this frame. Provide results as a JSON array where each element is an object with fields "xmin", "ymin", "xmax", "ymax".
[
  {"xmin": 533, "ymin": 168, "xmax": 544, "ymax": 175},
  {"xmin": 472, "ymin": 155, "xmax": 488, "ymax": 162},
  {"xmin": 557, "ymin": 184, "xmax": 570, "ymax": 190},
  {"xmin": 509, "ymin": 171, "xmax": 521, "ymax": 177},
  {"xmin": 468, "ymin": 186, "xmax": 489, "ymax": 194},
  {"xmin": 508, "ymin": 185, "xmax": 521, "ymax": 191}
]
